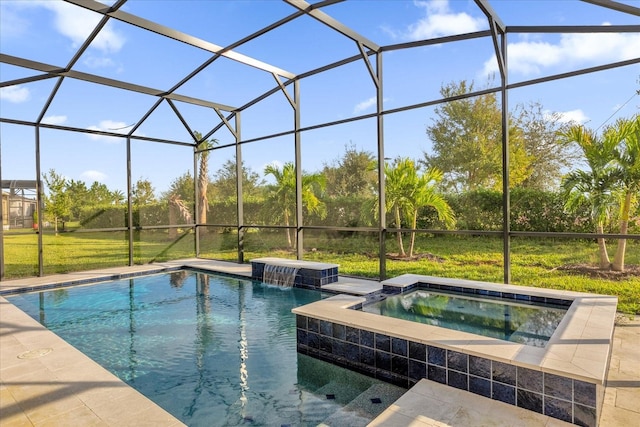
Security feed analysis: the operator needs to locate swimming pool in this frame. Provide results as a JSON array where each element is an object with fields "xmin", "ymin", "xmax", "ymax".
[
  {"xmin": 362, "ymin": 288, "xmax": 568, "ymax": 347},
  {"xmin": 7, "ymin": 269, "xmax": 404, "ymax": 427}
]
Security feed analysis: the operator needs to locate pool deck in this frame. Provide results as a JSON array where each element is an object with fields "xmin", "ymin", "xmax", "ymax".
[{"xmin": 1, "ymin": 259, "xmax": 638, "ymax": 427}]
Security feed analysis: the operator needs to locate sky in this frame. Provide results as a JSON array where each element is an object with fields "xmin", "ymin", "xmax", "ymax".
[{"xmin": 1, "ymin": 0, "xmax": 639, "ymax": 196}]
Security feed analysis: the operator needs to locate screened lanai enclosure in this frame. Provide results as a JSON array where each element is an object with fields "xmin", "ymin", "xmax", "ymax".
[{"xmin": 1, "ymin": 0, "xmax": 639, "ymax": 292}]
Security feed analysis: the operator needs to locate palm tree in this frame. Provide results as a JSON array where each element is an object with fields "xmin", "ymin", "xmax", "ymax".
[
  {"xmin": 264, "ymin": 162, "xmax": 326, "ymax": 248},
  {"xmin": 383, "ymin": 159, "xmax": 413, "ymax": 257},
  {"xmin": 559, "ymin": 125, "xmax": 619, "ymax": 269},
  {"xmin": 194, "ymin": 131, "xmax": 217, "ymax": 230},
  {"xmin": 406, "ymin": 166, "xmax": 455, "ymax": 257},
  {"xmin": 611, "ymin": 114, "xmax": 640, "ymax": 271},
  {"xmin": 384, "ymin": 158, "xmax": 455, "ymax": 258},
  {"xmin": 111, "ymin": 189, "xmax": 125, "ymax": 205}
]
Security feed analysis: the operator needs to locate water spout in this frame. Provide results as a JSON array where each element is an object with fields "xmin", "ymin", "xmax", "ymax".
[{"xmin": 263, "ymin": 264, "xmax": 299, "ymax": 287}]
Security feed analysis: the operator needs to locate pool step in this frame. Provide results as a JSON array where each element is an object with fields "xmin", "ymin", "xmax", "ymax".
[
  {"xmin": 319, "ymin": 383, "xmax": 406, "ymax": 427},
  {"xmin": 290, "ymin": 380, "xmax": 371, "ymax": 426},
  {"xmin": 291, "ymin": 389, "xmax": 345, "ymax": 425},
  {"xmin": 314, "ymin": 380, "xmax": 370, "ymax": 405}
]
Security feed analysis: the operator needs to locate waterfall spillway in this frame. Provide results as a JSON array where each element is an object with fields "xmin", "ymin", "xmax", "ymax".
[{"xmin": 263, "ymin": 264, "xmax": 299, "ymax": 287}]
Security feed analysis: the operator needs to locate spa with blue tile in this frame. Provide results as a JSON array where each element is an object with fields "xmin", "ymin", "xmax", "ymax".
[
  {"xmin": 295, "ymin": 314, "xmax": 598, "ymax": 426},
  {"xmin": 293, "ymin": 274, "xmax": 617, "ymax": 427}
]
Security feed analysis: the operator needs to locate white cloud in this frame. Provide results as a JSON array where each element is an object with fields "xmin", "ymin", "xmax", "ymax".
[
  {"xmin": 87, "ymin": 120, "xmax": 132, "ymax": 142},
  {"xmin": 556, "ymin": 109, "xmax": 589, "ymax": 125},
  {"xmin": 40, "ymin": 0, "xmax": 125, "ymax": 53},
  {"xmin": 483, "ymin": 28, "xmax": 640, "ymax": 76},
  {"xmin": 264, "ymin": 160, "xmax": 283, "ymax": 171},
  {"xmin": 7, "ymin": 0, "xmax": 124, "ymax": 54},
  {"xmin": 81, "ymin": 170, "xmax": 108, "ymax": 183},
  {"xmin": 2, "ymin": 1, "xmax": 124, "ymax": 67},
  {"xmin": 354, "ymin": 97, "xmax": 377, "ymax": 114},
  {"xmin": 42, "ymin": 115, "xmax": 68, "ymax": 125},
  {"xmin": 384, "ymin": 0, "xmax": 486, "ymax": 41},
  {"xmin": 0, "ymin": 4, "xmax": 29, "ymax": 38},
  {"xmin": 83, "ymin": 56, "xmax": 116, "ymax": 69},
  {"xmin": 0, "ymin": 85, "xmax": 30, "ymax": 103},
  {"xmin": 353, "ymin": 97, "xmax": 392, "ymax": 114}
]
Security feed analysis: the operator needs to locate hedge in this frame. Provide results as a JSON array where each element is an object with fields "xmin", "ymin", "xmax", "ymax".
[{"xmin": 75, "ymin": 189, "xmax": 639, "ymax": 235}]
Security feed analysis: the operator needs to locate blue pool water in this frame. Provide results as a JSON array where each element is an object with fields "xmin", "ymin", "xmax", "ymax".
[
  {"xmin": 362, "ymin": 288, "xmax": 568, "ymax": 347},
  {"xmin": 8, "ymin": 270, "xmax": 402, "ymax": 426}
]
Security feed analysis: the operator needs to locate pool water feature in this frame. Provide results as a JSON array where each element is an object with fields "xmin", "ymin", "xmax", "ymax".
[
  {"xmin": 362, "ymin": 288, "xmax": 568, "ymax": 348},
  {"xmin": 7, "ymin": 270, "xmax": 404, "ymax": 427},
  {"xmin": 251, "ymin": 257, "xmax": 339, "ymax": 289},
  {"xmin": 262, "ymin": 264, "xmax": 299, "ymax": 287}
]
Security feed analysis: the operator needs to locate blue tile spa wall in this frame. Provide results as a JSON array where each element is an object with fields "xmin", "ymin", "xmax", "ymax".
[
  {"xmin": 295, "ymin": 315, "xmax": 598, "ymax": 427},
  {"xmin": 251, "ymin": 262, "xmax": 338, "ymax": 288}
]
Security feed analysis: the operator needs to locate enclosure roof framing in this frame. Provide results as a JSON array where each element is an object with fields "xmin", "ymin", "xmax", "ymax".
[
  {"xmin": 65, "ymin": 0, "xmax": 296, "ymax": 80},
  {"xmin": 0, "ymin": 53, "xmax": 237, "ymax": 113},
  {"xmin": 1, "ymin": 0, "xmax": 639, "ymax": 288},
  {"xmin": 0, "ymin": 0, "xmax": 638, "ymax": 147},
  {"xmin": 474, "ymin": 0, "xmax": 506, "ymax": 33},
  {"xmin": 581, "ymin": 0, "xmax": 640, "ymax": 16},
  {"xmin": 1, "ymin": 180, "xmax": 38, "ymax": 190},
  {"xmin": 284, "ymin": 0, "xmax": 380, "ymax": 52}
]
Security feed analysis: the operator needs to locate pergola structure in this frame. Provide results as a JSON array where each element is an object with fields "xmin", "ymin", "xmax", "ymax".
[{"xmin": 1, "ymin": 0, "xmax": 639, "ymax": 280}]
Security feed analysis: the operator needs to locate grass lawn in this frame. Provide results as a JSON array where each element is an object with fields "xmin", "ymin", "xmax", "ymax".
[{"xmin": 3, "ymin": 229, "xmax": 639, "ymax": 314}]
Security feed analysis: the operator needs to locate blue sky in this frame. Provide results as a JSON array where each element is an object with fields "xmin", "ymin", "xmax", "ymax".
[{"xmin": 1, "ymin": 0, "xmax": 639, "ymax": 195}]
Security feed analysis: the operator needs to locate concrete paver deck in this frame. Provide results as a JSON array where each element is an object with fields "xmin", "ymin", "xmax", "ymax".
[
  {"xmin": 1, "ymin": 260, "xmax": 638, "ymax": 426},
  {"xmin": 598, "ymin": 315, "xmax": 640, "ymax": 427}
]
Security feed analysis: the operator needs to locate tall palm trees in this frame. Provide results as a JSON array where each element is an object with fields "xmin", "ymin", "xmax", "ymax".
[
  {"xmin": 264, "ymin": 162, "xmax": 326, "ymax": 248},
  {"xmin": 407, "ymin": 166, "xmax": 455, "ymax": 257},
  {"xmin": 384, "ymin": 160, "xmax": 412, "ymax": 257},
  {"xmin": 559, "ymin": 114, "xmax": 639, "ymax": 271},
  {"xmin": 195, "ymin": 131, "xmax": 216, "ymax": 229},
  {"xmin": 384, "ymin": 158, "xmax": 455, "ymax": 258},
  {"xmin": 165, "ymin": 132, "xmax": 214, "ymax": 238},
  {"xmin": 611, "ymin": 115, "xmax": 640, "ymax": 271},
  {"xmin": 559, "ymin": 126, "xmax": 618, "ymax": 269}
]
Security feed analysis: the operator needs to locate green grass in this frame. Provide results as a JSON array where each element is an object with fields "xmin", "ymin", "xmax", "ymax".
[
  {"xmin": 3, "ymin": 229, "xmax": 639, "ymax": 314},
  {"xmin": 3, "ymin": 229, "xmax": 196, "ymax": 276}
]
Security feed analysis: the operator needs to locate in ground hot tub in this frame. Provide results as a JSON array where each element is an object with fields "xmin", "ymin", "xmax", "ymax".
[
  {"xmin": 362, "ymin": 286, "xmax": 569, "ymax": 348},
  {"xmin": 293, "ymin": 274, "xmax": 617, "ymax": 427}
]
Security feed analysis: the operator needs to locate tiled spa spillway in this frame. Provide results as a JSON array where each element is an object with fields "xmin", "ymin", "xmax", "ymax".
[
  {"xmin": 250, "ymin": 257, "xmax": 339, "ymax": 288},
  {"xmin": 293, "ymin": 275, "xmax": 618, "ymax": 427}
]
